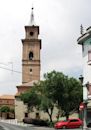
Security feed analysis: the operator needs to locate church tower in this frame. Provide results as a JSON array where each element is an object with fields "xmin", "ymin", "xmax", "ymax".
[
  {"xmin": 22, "ymin": 7, "xmax": 41, "ymax": 83},
  {"xmin": 15, "ymin": 8, "xmax": 42, "ymax": 121}
]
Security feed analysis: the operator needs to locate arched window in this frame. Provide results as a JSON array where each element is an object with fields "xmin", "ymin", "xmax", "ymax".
[
  {"xmin": 29, "ymin": 52, "xmax": 33, "ymax": 60},
  {"xmin": 30, "ymin": 68, "xmax": 32, "ymax": 74}
]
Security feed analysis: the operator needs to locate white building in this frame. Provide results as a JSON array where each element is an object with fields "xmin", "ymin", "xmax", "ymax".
[
  {"xmin": 77, "ymin": 26, "xmax": 91, "ymax": 124},
  {"xmin": 77, "ymin": 26, "xmax": 91, "ymax": 100}
]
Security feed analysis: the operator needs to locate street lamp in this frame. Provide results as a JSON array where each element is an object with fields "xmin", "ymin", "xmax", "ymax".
[{"xmin": 79, "ymin": 75, "xmax": 84, "ymax": 84}]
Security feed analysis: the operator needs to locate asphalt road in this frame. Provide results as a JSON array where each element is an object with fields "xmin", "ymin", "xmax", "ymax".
[
  {"xmin": 0, "ymin": 122, "xmax": 54, "ymax": 130},
  {"xmin": 0, "ymin": 122, "xmax": 88, "ymax": 130}
]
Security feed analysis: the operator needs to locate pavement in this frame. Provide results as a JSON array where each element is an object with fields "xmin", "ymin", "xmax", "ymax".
[
  {"xmin": 0, "ymin": 121, "xmax": 55, "ymax": 130},
  {"xmin": 0, "ymin": 122, "xmax": 55, "ymax": 130},
  {"xmin": 31, "ymin": 126, "xmax": 54, "ymax": 130}
]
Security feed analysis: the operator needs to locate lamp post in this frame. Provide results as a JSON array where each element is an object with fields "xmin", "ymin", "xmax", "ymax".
[{"xmin": 79, "ymin": 75, "xmax": 84, "ymax": 85}]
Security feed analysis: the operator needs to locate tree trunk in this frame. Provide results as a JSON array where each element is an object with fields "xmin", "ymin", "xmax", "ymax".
[
  {"xmin": 49, "ymin": 113, "xmax": 52, "ymax": 123},
  {"xmin": 65, "ymin": 112, "xmax": 69, "ymax": 120},
  {"xmin": 56, "ymin": 110, "xmax": 60, "ymax": 121},
  {"xmin": 46, "ymin": 107, "xmax": 53, "ymax": 123}
]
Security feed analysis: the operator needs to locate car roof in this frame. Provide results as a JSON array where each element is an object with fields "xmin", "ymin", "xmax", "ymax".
[{"xmin": 68, "ymin": 118, "xmax": 80, "ymax": 120}]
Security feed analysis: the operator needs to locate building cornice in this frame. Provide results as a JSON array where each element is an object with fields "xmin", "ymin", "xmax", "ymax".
[{"xmin": 77, "ymin": 26, "xmax": 91, "ymax": 45}]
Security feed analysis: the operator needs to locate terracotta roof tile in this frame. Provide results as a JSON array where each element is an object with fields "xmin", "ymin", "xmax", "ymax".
[
  {"xmin": 17, "ymin": 80, "xmax": 38, "ymax": 88},
  {"xmin": 0, "ymin": 95, "xmax": 15, "ymax": 100}
]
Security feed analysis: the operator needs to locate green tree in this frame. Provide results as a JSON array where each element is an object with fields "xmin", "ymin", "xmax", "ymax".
[
  {"xmin": 20, "ymin": 70, "xmax": 82, "ymax": 122},
  {"xmin": 20, "ymin": 88, "xmax": 40, "ymax": 113},
  {"xmin": 20, "ymin": 81, "xmax": 55, "ymax": 123},
  {"xmin": 43, "ymin": 71, "xmax": 82, "ymax": 120},
  {"xmin": 0, "ymin": 106, "xmax": 10, "ymax": 112},
  {"xmin": 35, "ymin": 81, "xmax": 55, "ymax": 123},
  {"xmin": 59, "ymin": 77, "xmax": 83, "ymax": 119}
]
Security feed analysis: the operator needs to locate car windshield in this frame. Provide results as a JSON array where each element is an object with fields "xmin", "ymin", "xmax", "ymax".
[
  {"xmin": 58, "ymin": 120, "xmax": 67, "ymax": 122},
  {"xmin": 62, "ymin": 120, "xmax": 68, "ymax": 122}
]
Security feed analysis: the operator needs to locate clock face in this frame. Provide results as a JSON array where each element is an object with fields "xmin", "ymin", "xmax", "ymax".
[{"xmin": 30, "ymin": 32, "xmax": 34, "ymax": 36}]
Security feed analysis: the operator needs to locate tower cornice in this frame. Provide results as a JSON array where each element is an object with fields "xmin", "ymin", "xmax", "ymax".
[
  {"xmin": 77, "ymin": 26, "xmax": 91, "ymax": 45},
  {"xmin": 21, "ymin": 39, "xmax": 41, "ymax": 42},
  {"xmin": 77, "ymin": 33, "xmax": 89, "ymax": 44},
  {"xmin": 25, "ymin": 26, "xmax": 39, "ymax": 34},
  {"xmin": 22, "ymin": 39, "xmax": 41, "ymax": 49}
]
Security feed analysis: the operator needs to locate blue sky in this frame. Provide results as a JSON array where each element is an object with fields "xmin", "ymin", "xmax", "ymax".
[{"xmin": 0, "ymin": 0, "xmax": 90, "ymax": 94}]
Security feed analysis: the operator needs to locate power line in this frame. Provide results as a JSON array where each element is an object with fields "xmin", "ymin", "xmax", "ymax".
[
  {"xmin": 0, "ymin": 66, "xmax": 39, "ymax": 78},
  {"xmin": 0, "ymin": 66, "xmax": 21, "ymax": 74}
]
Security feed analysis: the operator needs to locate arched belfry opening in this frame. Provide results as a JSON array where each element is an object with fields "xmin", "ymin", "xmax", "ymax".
[{"xmin": 29, "ymin": 51, "xmax": 33, "ymax": 60}]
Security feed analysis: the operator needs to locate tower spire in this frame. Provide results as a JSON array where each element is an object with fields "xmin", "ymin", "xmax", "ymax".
[{"xmin": 30, "ymin": 6, "xmax": 35, "ymax": 26}]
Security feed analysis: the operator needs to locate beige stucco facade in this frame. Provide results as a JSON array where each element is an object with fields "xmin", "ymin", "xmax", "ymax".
[{"xmin": 15, "ymin": 97, "xmax": 27, "ymax": 121}]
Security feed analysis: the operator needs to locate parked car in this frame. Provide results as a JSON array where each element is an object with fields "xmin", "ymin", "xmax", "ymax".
[{"xmin": 54, "ymin": 118, "xmax": 83, "ymax": 129}]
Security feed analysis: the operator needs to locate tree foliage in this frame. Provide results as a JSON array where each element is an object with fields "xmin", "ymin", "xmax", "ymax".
[
  {"xmin": 20, "ymin": 88, "xmax": 40, "ymax": 112},
  {"xmin": 42, "ymin": 71, "xmax": 82, "ymax": 119},
  {"xmin": 0, "ymin": 106, "xmax": 10, "ymax": 112},
  {"xmin": 20, "ymin": 70, "xmax": 83, "ymax": 122},
  {"xmin": 35, "ymin": 81, "xmax": 55, "ymax": 123}
]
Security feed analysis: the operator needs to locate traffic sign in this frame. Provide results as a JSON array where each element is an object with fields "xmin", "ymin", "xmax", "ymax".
[{"xmin": 79, "ymin": 102, "xmax": 85, "ymax": 110}]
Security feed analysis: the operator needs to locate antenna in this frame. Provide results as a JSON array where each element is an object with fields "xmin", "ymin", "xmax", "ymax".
[{"xmin": 80, "ymin": 24, "xmax": 84, "ymax": 35}]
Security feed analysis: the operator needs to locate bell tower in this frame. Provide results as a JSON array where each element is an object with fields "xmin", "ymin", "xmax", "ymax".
[
  {"xmin": 15, "ymin": 7, "xmax": 42, "ymax": 122},
  {"xmin": 22, "ymin": 7, "xmax": 41, "ymax": 83}
]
